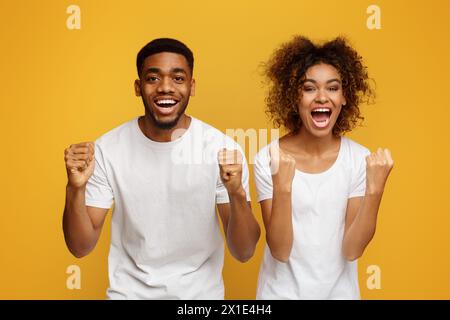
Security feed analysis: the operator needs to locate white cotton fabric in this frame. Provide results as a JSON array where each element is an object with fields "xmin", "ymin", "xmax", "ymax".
[
  {"xmin": 85, "ymin": 116, "xmax": 250, "ymax": 299},
  {"xmin": 254, "ymin": 137, "xmax": 370, "ymax": 300}
]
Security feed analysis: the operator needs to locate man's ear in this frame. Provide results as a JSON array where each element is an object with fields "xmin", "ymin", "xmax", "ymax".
[
  {"xmin": 190, "ymin": 78, "xmax": 196, "ymax": 97},
  {"xmin": 134, "ymin": 79, "xmax": 141, "ymax": 96}
]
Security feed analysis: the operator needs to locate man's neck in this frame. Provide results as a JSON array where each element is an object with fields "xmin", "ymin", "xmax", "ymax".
[{"xmin": 138, "ymin": 114, "xmax": 191, "ymax": 142}]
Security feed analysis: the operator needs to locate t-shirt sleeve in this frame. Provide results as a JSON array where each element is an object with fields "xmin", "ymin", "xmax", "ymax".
[
  {"xmin": 85, "ymin": 143, "xmax": 114, "ymax": 209},
  {"xmin": 349, "ymin": 147, "xmax": 371, "ymax": 198},
  {"xmin": 253, "ymin": 147, "xmax": 273, "ymax": 202},
  {"xmin": 216, "ymin": 148, "xmax": 251, "ymax": 204}
]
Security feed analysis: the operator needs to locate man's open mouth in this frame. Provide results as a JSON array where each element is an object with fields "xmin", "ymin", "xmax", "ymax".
[
  {"xmin": 153, "ymin": 98, "xmax": 179, "ymax": 115},
  {"xmin": 310, "ymin": 107, "xmax": 332, "ymax": 128},
  {"xmin": 154, "ymin": 98, "xmax": 179, "ymax": 107}
]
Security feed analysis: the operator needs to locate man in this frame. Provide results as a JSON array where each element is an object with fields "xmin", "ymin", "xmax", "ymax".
[{"xmin": 62, "ymin": 38, "xmax": 260, "ymax": 299}]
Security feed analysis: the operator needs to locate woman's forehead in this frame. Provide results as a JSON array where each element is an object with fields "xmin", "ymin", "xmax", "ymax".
[{"xmin": 305, "ymin": 63, "xmax": 341, "ymax": 80}]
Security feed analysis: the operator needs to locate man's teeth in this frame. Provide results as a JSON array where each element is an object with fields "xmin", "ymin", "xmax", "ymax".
[{"xmin": 156, "ymin": 99, "xmax": 176, "ymax": 105}]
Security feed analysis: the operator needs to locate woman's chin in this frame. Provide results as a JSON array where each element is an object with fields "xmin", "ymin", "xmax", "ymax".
[{"xmin": 302, "ymin": 122, "xmax": 336, "ymax": 138}]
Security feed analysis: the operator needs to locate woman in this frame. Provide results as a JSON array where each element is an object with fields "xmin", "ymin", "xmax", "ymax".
[{"xmin": 254, "ymin": 36, "xmax": 393, "ymax": 299}]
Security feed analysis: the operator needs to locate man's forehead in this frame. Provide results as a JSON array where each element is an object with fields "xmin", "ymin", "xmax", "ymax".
[{"xmin": 143, "ymin": 52, "xmax": 189, "ymax": 67}]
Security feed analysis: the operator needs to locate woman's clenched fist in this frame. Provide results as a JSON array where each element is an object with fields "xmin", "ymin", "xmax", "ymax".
[{"xmin": 365, "ymin": 148, "xmax": 394, "ymax": 195}]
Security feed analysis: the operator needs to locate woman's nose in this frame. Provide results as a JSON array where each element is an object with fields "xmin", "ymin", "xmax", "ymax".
[{"xmin": 315, "ymin": 90, "xmax": 329, "ymax": 103}]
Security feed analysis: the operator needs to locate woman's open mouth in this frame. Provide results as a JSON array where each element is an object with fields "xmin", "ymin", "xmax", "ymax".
[{"xmin": 310, "ymin": 107, "xmax": 332, "ymax": 128}]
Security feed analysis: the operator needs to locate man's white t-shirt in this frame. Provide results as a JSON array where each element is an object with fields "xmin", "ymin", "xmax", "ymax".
[
  {"xmin": 254, "ymin": 136, "xmax": 370, "ymax": 300},
  {"xmin": 85, "ymin": 116, "xmax": 250, "ymax": 299}
]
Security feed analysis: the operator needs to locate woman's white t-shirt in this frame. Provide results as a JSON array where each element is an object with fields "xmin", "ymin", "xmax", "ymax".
[
  {"xmin": 85, "ymin": 116, "xmax": 250, "ymax": 299},
  {"xmin": 254, "ymin": 137, "xmax": 370, "ymax": 300}
]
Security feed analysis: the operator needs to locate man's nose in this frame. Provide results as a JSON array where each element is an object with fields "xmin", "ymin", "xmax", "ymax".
[{"xmin": 157, "ymin": 77, "xmax": 174, "ymax": 93}]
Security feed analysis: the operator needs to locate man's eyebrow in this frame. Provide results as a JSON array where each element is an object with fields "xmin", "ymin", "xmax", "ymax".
[
  {"xmin": 143, "ymin": 67, "xmax": 188, "ymax": 75},
  {"xmin": 144, "ymin": 67, "xmax": 160, "ymax": 74},
  {"xmin": 172, "ymin": 68, "xmax": 187, "ymax": 74}
]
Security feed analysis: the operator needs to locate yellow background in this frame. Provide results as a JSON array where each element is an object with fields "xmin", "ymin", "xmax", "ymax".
[{"xmin": 0, "ymin": 0, "xmax": 449, "ymax": 299}]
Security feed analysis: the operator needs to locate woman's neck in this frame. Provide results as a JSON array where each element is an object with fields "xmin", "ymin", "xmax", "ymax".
[{"xmin": 288, "ymin": 128, "xmax": 340, "ymax": 156}]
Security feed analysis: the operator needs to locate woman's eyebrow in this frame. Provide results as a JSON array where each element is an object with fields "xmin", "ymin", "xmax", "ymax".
[
  {"xmin": 303, "ymin": 78, "xmax": 341, "ymax": 84},
  {"xmin": 302, "ymin": 78, "xmax": 341, "ymax": 83},
  {"xmin": 326, "ymin": 79, "xmax": 341, "ymax": 84}
]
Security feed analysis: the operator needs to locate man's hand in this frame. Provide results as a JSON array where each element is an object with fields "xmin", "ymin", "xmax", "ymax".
[
  {"xmin": 269, "ymin": 143, "xmax": 296, "ymax": 193},
  {"xmin": 218, "ymin": 149, "xmax": 244, "ymax": 195},
  {"xmin": 64, "ymin": 142, "xmax": 95, "ymax": 188},
  {"xmin": 365, "ymin": 148, "xmax": 394, "ymax": 196}
]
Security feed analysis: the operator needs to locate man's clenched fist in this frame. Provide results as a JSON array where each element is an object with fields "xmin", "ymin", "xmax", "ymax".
[
  {"xmin": 64, "ymin": 142, "xmax": 95, "ymax": 188},
  {"xmin": 218, "ymin": 149, "xmax": 244, "ymax": 194}
]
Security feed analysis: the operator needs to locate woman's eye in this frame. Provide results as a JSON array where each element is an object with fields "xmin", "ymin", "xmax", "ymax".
[
  {"xmin": 303, "ymin": 87, "xmax": 315, "ymax": 92},
  {"xmin": 328, "ymin": 87, "xmax": 339, "ymax": 91}
]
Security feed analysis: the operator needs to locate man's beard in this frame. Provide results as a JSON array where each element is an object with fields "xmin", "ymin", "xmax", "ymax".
[{"xmin": 141, "ymin": 96, "xmax": 190, "ymax": 130}]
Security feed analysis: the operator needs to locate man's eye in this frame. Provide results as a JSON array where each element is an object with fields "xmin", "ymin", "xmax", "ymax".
[
  {"xmin": 174, "ymin": 76, "xmax": 185, "ymax": 82},
  {"xmin": 147, "ymin": 76, "xmax": 158, "ymax": 82}
]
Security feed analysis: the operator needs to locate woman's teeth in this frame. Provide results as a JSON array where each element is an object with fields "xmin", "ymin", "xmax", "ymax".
[
  {"xmin": 311, "ymin": 108, "xmax": 331, "ymax": 128},
  {"xmin": 313, "ymin": 108, "xmax": 330, "ymax": 113}
]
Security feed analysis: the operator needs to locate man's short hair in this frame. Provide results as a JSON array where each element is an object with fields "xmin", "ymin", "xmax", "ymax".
[{"xmin": 136, "ymin": 38, "xmax": 194, "ymax": 77}]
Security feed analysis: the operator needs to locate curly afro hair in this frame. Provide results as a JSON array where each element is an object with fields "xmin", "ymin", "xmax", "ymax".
[{"xmin": 264, "ymin": 35, "xmax": 375, "ymax": 136}]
